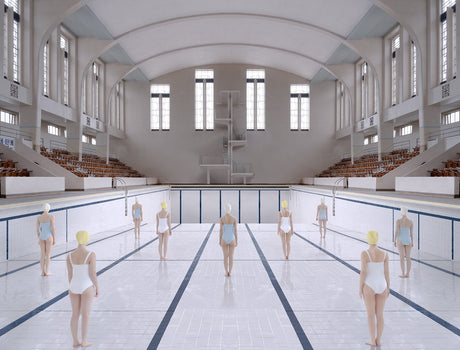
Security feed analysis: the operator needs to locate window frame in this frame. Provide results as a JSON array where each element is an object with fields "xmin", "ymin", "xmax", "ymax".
[
  {"xmin": 194, "ymin": 69, "xmax": 214, "ymax": 131},
  {"xmin": 150, "ymin": 84, "xmax": 170, "ymax": 131},
  {"xmin": 59, "ymin": 32, "xmax": 70, "ymax": 106},
  {"xmin": 246, "ymin": 69, "xmax": 265, "ymax": 131},
  {"xmin": 290, "ymin": 84, "xmax": 310, "ymax": 131},
  {"xmin": 0, "ymin": 107, "xmax": 18, "ymax": 125},
  {"xmin": 439, "ymin": 0, "xmax": 457, "ymax": 84},
  {"xmin": 43, "ymin": 40, "xmax": 50, "ymax": 97},
  {"xmin": 3, "ymin": 0, "xmax": 21, "ymax": 84},
  {"xmin": 391, "ymin": 33, "xmax": 400, "ymax": 106},
  {"xmin": 441, "ymin": 108, "xmax": 460, "ymax": 124}
]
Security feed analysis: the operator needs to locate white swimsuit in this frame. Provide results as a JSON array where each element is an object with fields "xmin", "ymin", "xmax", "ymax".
[
  {"xmin": 69, "ymin": 251, "xmax": 93, "ymax": 294},
  {"xmin": 280, "ymin": 216, "xmax": 291, "ymax": 233},
  {"xmin": 158, "ymin": 217, "xmax": 169, "ymax": 233},
  {"xmin": 364, "ymin": 250, "xmax": 388, "ymax": 294}
]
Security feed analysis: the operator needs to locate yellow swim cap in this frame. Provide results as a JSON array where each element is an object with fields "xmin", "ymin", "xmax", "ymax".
[
  {"xmin": 161, "ymin": 201, "xmax": 167, "ymax": 209},
  {"xmin": 281, "ymin": 200, "xmax": 288, "ymax": 208},
  {"xmin": 366, "ymin": 230, "xmax": 378, "ymax": 245},
  {"xmin": 76, "ymin": 230, "xmax": 90, "ymax": 245}
]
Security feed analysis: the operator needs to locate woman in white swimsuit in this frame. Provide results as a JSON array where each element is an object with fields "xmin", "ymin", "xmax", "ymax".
[
  {"xmin": 219, "ymin": 204, "xmax": 238, "ymax": 276},
  {"xmin": 156, "ymin": 201, "xmax": 172, "ymax": 259},
  {"xmin": 66, "ymin": 231, "xmax": 99, "ymax": 348},
  {"xmin": 277, "ymin": 201, "xmax": 293, "ymax": 259},
  {"xmin": 359, "ymin": 230, "xmax": 390, "ymax": 347}
]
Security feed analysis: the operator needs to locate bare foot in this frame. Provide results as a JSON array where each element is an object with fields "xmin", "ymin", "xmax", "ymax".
[
  {"xmin": 73, "ymin": 341, "xmax": 81, "ymax": 347},
  {"xmin": 405, "ymin": 274, "xmax": 410, "ymax": 278},
  {"xmin": 286, "ymin": 256, "xmax": 289, "ymax": 260},
  {"xmin": 225, "ymin": 272, "xmax": 229, "ymax": 276},
  {"xmin": 375, "ymin": 337, "xmax": 382, "ymax": 346},
  {"xmin": 365, "ymin": 340, "xmax": 376, "ymax": 346},
  {"xmin": 45, "ymin": 272, "xmax": 52, "ymax": 276},
  {"xmin": 399, "ymin": 275, "xmax": 406, "ymax": 278},
  {"xmin": 41, "ymin": 272, "xmax": 46, "ymax": 276},
  {"xmin": 228, "ymin": 272, "xmax": 231, "ymax": 277},
  {"xmin": 81, "ymin": 341, "xmax": 92, "ymax": 347}
]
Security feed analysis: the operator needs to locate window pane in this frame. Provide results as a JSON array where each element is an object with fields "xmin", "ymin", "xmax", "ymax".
[
  {"xmin": 246, "ymin": 82, "xmax": 254, "ymax": 129},
  {"xmin": 301, "ymin": 97, "xmax": 309, "ymax": 130},
  {"xmin": 290, "ymin": 97, "xmax": 298, "ymax": 130},
  {"xmin": 162, "ymin": 97, "xmax": 170, "ymax": 130},
  {"xmin": 205, "ymin": 82, "xmax": 214, "ymax": 130},
  {"xmin": 195, "ymin": 82, "xmax": 204, "ymax": 129},
  {"xmin": 256, "ymin": 82, "xmax": 265, "ymax": 130},
  {"xmin": 150, "ymin": 97, "xmax": 160, "ymax": 130}
]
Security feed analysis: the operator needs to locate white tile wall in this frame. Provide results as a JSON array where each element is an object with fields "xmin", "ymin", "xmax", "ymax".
[
  {"xmin": 240, "ymin": 190, "xmax": 259, "ymax": 223},
  {"xmin": 260, "ymin": 191, "xmax": 279, "ymax": 223},
  {"xmin": 181, "ymin": 190, "xmax": 200, "ymax": 223},
  {"xmin": 291, "ymin": 186, "xmax": 459, "ymax": 261},
  {"xmin": 220, "ymin": 190, "xmax": 239, "ymax": 220},
  {"xmin": 1, "ymin": 187, "xmax": 169, "ymax": 262},
  {"xmin": 201, "ymin": 190, "xmax": 220, "ymax": 223}
]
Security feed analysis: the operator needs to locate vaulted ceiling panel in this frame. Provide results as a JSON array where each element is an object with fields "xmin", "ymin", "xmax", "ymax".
[{"xmin": 62, "ymin": 5, "xmax": 113, "ymax": 40}]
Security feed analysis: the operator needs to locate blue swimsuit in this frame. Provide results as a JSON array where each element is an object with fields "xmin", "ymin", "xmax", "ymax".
[
  {"xmin": 398, "ymin": 226, "xmax": 411, "ymax": 245},
  {"xmin": 133, "ymin": 208, "xmax": 141, "ymax": 219},
  {"xmin": 222, "ymin": 218, "xmax": 236, "ymax": 244},
  {"xmin": 39, "ymin": 222, "xmax": 52, "ymax": 240},
  {"xmin": 318, "ymin": 208, "xmax": 327, "ymax": 220}
]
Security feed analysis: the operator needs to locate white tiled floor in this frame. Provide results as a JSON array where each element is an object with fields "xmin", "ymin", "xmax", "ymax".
[{"xmin": 0, "ymin": 222, "xmax": 459, "ymax": 349}]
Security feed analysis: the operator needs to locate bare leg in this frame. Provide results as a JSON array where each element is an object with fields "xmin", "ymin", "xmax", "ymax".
[
  {"xmin": 280, "ymin": 232, "xmax": 287, "ymax": 259},
  {"xmin": 69, "ymin": 291, "xmax": 81, "ymax": 347},
  {"xmin": 318, "ymin": 222, "xmax": 323, "ymax": 237},
  {"xmin": 375, "ymin": 292, "xmax": 387, "ymax": 346},
  {"xmin": 363, "ymin": 284, "xmax": 377, "ymax": 346},
  {"xmin": 162, "ymin": 230, "xmax": 170, "ymax": 259},
  {"xmin": 228, "ymin": 244, "xmax": 236, "ymax": 276},
  {"xmin": 158, "ymin": 234, "xmax": 164, "ymax": 259},
  {"xmin": 397, "ymin": 241, "xmax": 406, "ymax": 277},
  {"xmin": 285, "ymin": 233, "xmax": 292, "ymax": 259},
  {"xmin": 405, "ymin": 245, "xmax": 412, "ymax": 277},
  {"xmin": 322, "ymin": 220, "xmax": 327, "ymax": 238},
  {"xmin": 44, "ymin": 237, "xmax": 53, "ymax": 275},
  {"xmin": 221, "ymin": 244, "xmax": 229, "ymax": 275},
  {"xmin": 80, "ymin": 287, "xmax": 94, "ymax": 347},
  {"xmin": 39, "ymin": 240, "xmax": 46, "ymax": 276}
]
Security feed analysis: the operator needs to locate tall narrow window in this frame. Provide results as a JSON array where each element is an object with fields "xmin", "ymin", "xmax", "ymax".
[
  {"xmin": 440, "ymin": 0, "xmax": 457, "ymax": 83},
  {"xmin": 290, "ymin": 84, "xmax": 310, "ymax": 130},
  {"xmin": 361, "ymin": 62, "xmax": 368, "ymax": 119},
  {"xmin": 246, "ymin": 69, "xmax": 265, "ymax": 130},
  {"xmin": 373, "ymin": 78, "xmax": 378, "ymax": 114},
  {"xmin": 43, "ymin": 40, "xmax": 49, "ymax": 96},
  {"xmin": 391, "ymin": 34, "xmax": 400, "ymax": 106},
  {"xmin": 60, "ymin": 34, "xmax": 70, "ymax": 106},
  {"xmin": 92, "ymin": 62, "xmax": 100, "ymax": 119},
  {"xmin": 150, "ymin": 84, "xmax": 170, "ymax": 131},
  {"xmin": 195, "ymin": 69, "xmax": 214, "ymax": 130},
  {"xmin": 3, "ymin": 0, "xmax": 21, "ymax": 83},
  {"xmin": 410, "ymin": 41, "xmax": 417, "ymax": 97}
]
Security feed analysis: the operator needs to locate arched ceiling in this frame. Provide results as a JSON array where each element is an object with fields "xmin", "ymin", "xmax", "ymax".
[{"xmin": 62, "ymin": 0, "xmax": 398, "ymax": 81}]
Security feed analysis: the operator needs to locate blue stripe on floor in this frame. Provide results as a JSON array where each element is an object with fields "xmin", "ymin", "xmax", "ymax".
[
  {"xmin": 314, "ymin": 224, "xmax": 460, "ymax": 278},
  {"xmin": 0, "ymin": 224, "xmax": 181, "ymax": 337},
  {"xmin": 147, "ymin": 224, "xmax": 215, "ymax": 350},
  {"xmin": 0, "ymin": 223, "xmax": 152, "ymax": 279},
  {"xmin": 294, "ymin": 231, "xmax": 460, "ymax": 337},
  {"xmin": 246, "ymin": 224, "xmax": 313, "ymax": 350}
]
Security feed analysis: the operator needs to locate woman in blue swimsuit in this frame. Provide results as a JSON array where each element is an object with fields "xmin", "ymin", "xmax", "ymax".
[
  {"xmin": 132, "ymin": 197, "xmax": 143, "ymax": 240},
  {"xmin": 36, "ymin": 203, "xmax": 55, "ymax": 276},
  {"xmin": 394, "ymin": 207, "xmax": 414, "ymax": 278},
  {"xmin": 316, "ymin": 198, "xmax": 328, "ymax": 238},
  {"xmin": 219, "ymin": 204, "xmax": 238, "ymax": 277}
]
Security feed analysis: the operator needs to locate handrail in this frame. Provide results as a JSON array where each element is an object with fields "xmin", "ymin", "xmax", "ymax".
[{"xmin": 332, "ymin": 177, "xmax": 346, "ymax": 216}]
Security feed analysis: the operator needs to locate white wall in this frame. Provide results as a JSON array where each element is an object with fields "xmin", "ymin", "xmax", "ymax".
[
  {"xmin": 114, "ymin": 64, "xmax": 348, "ymax": 184},
  {"xmin": 290, "ymin": 185, "xmax": 459, "ymax": 261},
  {"xmin": 171, "ymin": 187, "xmax": 290, "ymax": 224},
  {"xmin": 0, "ymin": 186, "xmax": 169, "ymax": 261}
]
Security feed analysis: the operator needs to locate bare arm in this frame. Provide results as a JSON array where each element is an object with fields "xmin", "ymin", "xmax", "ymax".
[
  {"xmin": 88, "ymin": 253, "xmax": 99, "ymax": 297},
  {"xmin": 359, "ymin": 251, "xmax": 367, "ymax": 299},
  {"xmin": 36, "ymin": 217, "xmax": 40, "ymax": 239},
  {"xmin": 289, "ymin": 212, "xmax": 293, "ymax": 234},
  {"xmin": 140, "ymin": 205, "xmax": 143, "ymax": 221},
  {"xmin": 132, "ymin": 205, "xmax": 135, "ymax": 220},
  {"xmin": 277, "ymin": 212, "xmax": 281, "ymax": 233},
  {"xmin": 316, "ymin": 206, "xmax": 319, "ymax": 220},
  {"xmin": 410, "ymin": 220, "xmax": 414, "ymax": 247},
  {"xmin": 325, "ymin": 206, "xmax": 328, "ymax": 221},
  {"xmin": 50, "ymin": 215, "xmax": 56, "ymax": 245},
  {"xmin": 233, "ymin": 217, "xmax": 238, "ymax": 246},
  {"xmin": 168, "ymin": 212, "xmax": 172, "ymax": 235},
  {"xmin": 219, "ymin": 218, "xmax": 223, "ymax": 245},
  {"xmin": 66, "ymin": 254, "xmax": 72, "ymax": 283},
  {"xmin": 394, "ymin": 219, "xmax": 400, "ymax": 247},
  {"xmin": 384, "ymin": 253, "xmax": 390, "ymax": 297}
]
